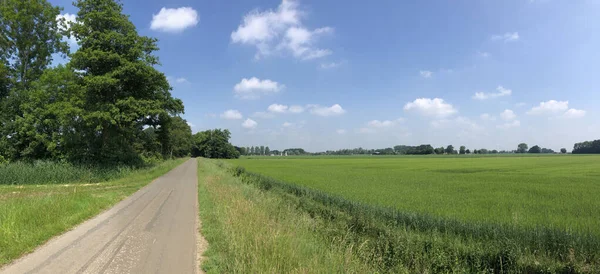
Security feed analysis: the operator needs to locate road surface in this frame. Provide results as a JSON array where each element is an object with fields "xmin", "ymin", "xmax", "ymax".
[{"xmin": 1, "ymin": 159, "xmax": 201, "ymax": 274}]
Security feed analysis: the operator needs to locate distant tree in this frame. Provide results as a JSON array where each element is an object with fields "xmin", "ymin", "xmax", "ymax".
[
  {"xmin": 445, "ymin": 145, "xmax": 454, "ymax": 155},
  {"xmin": 479, "ymin": 148, "xmax": 488, "ymax": 154},
  {"xmin": 191, "ymin": 129, "xmax": 239, "ymax": 159},
  {"xmin": 434, "ymin": 147, "xmax": 444, "ymax": 154},
  {"xmin": 491, "ymin": 150, "xmax": 498, "ymax": 154},
  {"xmin": 528, "ymin": 145, "xmax": 541, "ymax": 153},
  {"xmin": 517, "ymin": 143, "xmax": 529, "ymax": 153},
  {"xmin": 265, "ymin": 146, "xmax": 270, "ymax": 155},
  {"xmin": 459, "ymin": 146, "xmax": 466, "ymax": 155},
  {"xmin": 561, "ymin": 148, "xmax": 567, "ymax": 154},
  {"xmin": 573, "ymin": 140, "xmax": 600, "ymax": 154},
  {"xmin": 465, "ymin": 149, "xmax": 471, "ymax": 154},
  {"xmin": 250, "ymin": 146, "xmax": 255, "ymax": 155},
  {"xmin": 260, "ymin": 145, "xmax": 265, "ymax": 155},
  {"xmin": 541, "ymin": 148, "xmax": 555, "ymax": 154}
]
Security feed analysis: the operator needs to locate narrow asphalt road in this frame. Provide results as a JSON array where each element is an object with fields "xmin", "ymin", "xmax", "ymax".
[{"xmin": 1, "ymin": 158, "xmax": 200, "ymax": 274}]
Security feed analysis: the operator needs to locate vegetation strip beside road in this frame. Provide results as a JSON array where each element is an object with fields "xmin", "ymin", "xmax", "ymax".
[
  {"xmin": 197, "ymin": 158, "xmax": 372, "ymax": 273},
  {"xmin": 0, "ymin": 158, "xmax": 187, "ymax": 267},
  {"xmin": 200, "ymin": 158, "xmax": 598, "ymax": 273}
]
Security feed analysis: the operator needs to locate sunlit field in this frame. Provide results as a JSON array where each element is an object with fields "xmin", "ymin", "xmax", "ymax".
[{"xmin": 231, "ymin": 154, "xmax": 600, "ymax": 235}]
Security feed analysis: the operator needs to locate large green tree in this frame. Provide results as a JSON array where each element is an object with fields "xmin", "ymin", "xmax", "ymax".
[
  {"xmin": 68, "ymin": 0, "xmax": 183, "ymax": 165},
  {"xmin": 0, "ymin": 0, "xmax": 69, "ymax": 161},
  {"xmin": 517, "ymin": 143, "xmax": 528, "ymax": 153}
]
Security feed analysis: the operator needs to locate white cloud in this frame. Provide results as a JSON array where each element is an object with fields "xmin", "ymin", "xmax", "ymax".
[
  {"xmin": 282, "ymin": 122, "xmax": 293, "ymax": 127},
  {"xmin": 267, "ymin": 104, "xmax": 288, "ymax": 113},
  {"xmin": 242, "ymin": 118, "xmax": 258, "ymax": 129},
  {"xmin": 473, "ymin": 86, "xmax": 512, "ymax": 100},
  {"xmin": 403, "ymin": 98, "xmax": 457, "ymax": 118},
  {"xmin": 231, "ymin": 0, "xmax": 333, "ymax": 60},
  {"xmin": 500, "ymin": 109, "xmax": 517, "ymax": 121},
  {"xmin": 336, "ymin": 129, "xmax": 346, "ymax": 134},
  {"xmin": 320, "ymin": 62, "xmax": 341, "ymax": 69},
  {"xmin": 366, "ymin": 118, "xmax": 405, "ymax": 128},
  {"xmin": 308, "ymin": 104, "xmax": 346, "ymax": 117},
  {"xmin": 419, "ymin": 70, "xmax": 432, "ymax": 78},
  {"xmin": 220, "ymin": 109, "xmax": 243, "ymax": 120},
  {"xmin": 563, "ymin": 108, "xmax": 586, "ymax": 119},
  {"xmin": 527, "ymin": 100, "xmax": 569, "ymax": 115},
  {"xmin": 480, "ymin": 113, "xmax": 496, "ymax": 121},
  {"xmin": 491, "ymin": 32, "xmax": 520, "ymax": 42},
  {"xmin": 56, "ymin": 13, "xmax": 78, "ymax": 46},
  {"xmin": 477, "ymin": 51, "xmax": 490, "ymax": 58},
  {"xmin": 234, "ymin": 77, "xmax": 283, "ymax": 99},
  {"xmin": 186, "ymin": 122, "xmax": 195, "ymax": 128},
  {"xmin": 497, "ymin": 120, "xmax": 521, "ymax": 129},
  {"xmin": 150, "ymin": 7, "xmax": 199, "ymax": 33},
  {"xmin": 175, "ymin": 77, "xmax": 188, "ymax": 84},
  {"xmin": 289, "ymin": 105, "xmax": 305, "ymax": 113}
]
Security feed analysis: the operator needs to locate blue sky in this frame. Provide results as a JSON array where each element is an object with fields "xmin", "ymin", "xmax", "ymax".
[{"xmin": 51, "ymin": 0, "xmax": 600, "ymax": 152}]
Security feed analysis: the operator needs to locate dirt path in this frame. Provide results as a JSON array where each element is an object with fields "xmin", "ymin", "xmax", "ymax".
[{"xmin": 1, "ymin": 158, "xmax": 205, "ymax": 274}]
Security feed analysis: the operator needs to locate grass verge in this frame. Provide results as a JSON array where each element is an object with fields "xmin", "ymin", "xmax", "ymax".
[
  {"xmin": 0, "ymin": 158, "xmax": 187, "ymax": 266},
  {"xmin": 197, "ymin": 158, "xmax": 374, "ymax": 273}
]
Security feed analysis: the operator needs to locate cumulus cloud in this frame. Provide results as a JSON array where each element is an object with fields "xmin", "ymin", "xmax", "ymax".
[
  {"xmin": 308, "ymin": 104, "xmax": 346, "ymax": 117},
  {"xmin": 366, "ymin": 118, "xmax": 405, "ymax": 128},
  {"xmin": 234, "ymin": 77, "xmax": 283, "ymax": 99},
  {"xmin": 267, "ymin": 104, "xmax": 288, "ymax": 113},
  {"xmin": 231, "ymin": 0, "xmax": 333, "ymax": 60},
  {"xmin": 289, "ymin": 105, "xmax": 305, "ymax": 113},
  {"xmin": 242, "ymin": 118, "xmax": 258, "ymax": 129},
  {"xmin": 320, "ymin": 62, "xmax": 341, "ymax": 69},
  {"xmin": 563, "ymin": 108, "xmax": 586, "ymax": 119},
  {"xmin": 526, "ymin": 100, "xmax": 569, "ymax": 115},
  {"xmin": 150, "ymin": 7, "xmax": 199, "ymax": 33},
  {"xmin": 220, "ymin": 109, "xmax": 243, "ymax": 120},
  {"xmin": 500, "ymin": 109, "xmax": 517, "ymax": 121},
  {"xmin": 56, "ymin": 13, "xmax": 78, "ymax": 46},
  {"xmin": 403, "ymin": 98, "xmax": 457, "ymax": 118},
  {"xmin": 419, "ymin": 70, "xmax": 432, "ymax": 78},
  {"xmin": 480, "ymin": 113, "xmax": 496, "ymax": 121},
  {"xmin": 491, "ymin": 32, "xmax": 519, "ymax": 42},
  {"xmin": 473, "ymin": 86, "xmax": 512, "ymax": 100},
  {"xmin": 497, "ymin": 120, "xmax": 521, "ymax": 129}
]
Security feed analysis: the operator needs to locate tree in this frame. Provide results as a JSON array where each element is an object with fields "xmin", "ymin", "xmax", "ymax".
[
  {"xmin": 459, "ymin": 146, "xmax": 466, "ymax": 155},
  {"xmin": 561, "ymin": 148, "xmax": 567, "ymax": 154},
  {"xmin": 0, "ymin": 0, "xmax": 69, "ymax": 161},
  {"xmin": 572, "ymin": 140, "xmax": 600, "ymax": 154},
  {"xmin": 0, "ymin": 0, "xmax": 68, "ymax": 90},
  {"xmin": 246, "ymin": 147, "xmax": 250, "ymax": 155},
  {"xmin": 517, "ymin": 143, "xmax": 528, "ymax": 153},
  {"xmin": 466, "ymin": 149, "xmax": 471, "ymax": 154},
  {"xmin": 434, "ymin": 147, "xmax": 444, "ymax": 155},
  {"xmin": 528, "ymin": 145, "xmax": 541, "ymax": 153},
  {"xmin": 156, "ymin": 116, "xmax": 192, "ymax": 159},
  {"xmin": 445, "ymin": 145, "xmax": 454, "ymax": 155},
  {"xmin": 265, "ymin": 146, "xmax": 270, "ymax": 155},
  {"xmin": 69, "ymin": 0, "xmax": 183, "ymax": 165},
  {"xmin": 250, "ymin": 146, "xmax": 255, "ymax": 155},
  {"xmin": 260, "ymin": 145, "xmax": 265, "ymax": 155},
  {"xmin": 191, "ymin": 129, "xmax": 239, "ymax": 159}
]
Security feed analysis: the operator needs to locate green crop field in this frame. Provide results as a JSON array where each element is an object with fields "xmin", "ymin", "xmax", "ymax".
[{"xmin": 230, "ymin": 155, "xmax": 600, "ymax": 236}]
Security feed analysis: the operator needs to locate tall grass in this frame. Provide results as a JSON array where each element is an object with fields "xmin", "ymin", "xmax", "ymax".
[
  {"xmin": 0, "ymin": 161, "xmax": 135, "ymax": 185},
  {"xmin": 228, "ymin": 164, "xmax": 600, "ymax": 273},
  {"xmin": 197, "ymin": 159, "xmax": 374, "ymax": 273}
]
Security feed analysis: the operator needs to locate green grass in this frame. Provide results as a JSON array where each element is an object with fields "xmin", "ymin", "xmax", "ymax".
[
  {"xmin": 229, "ymin": 155, "xmax": 600, "ymax": 236},
  {"xmin": 0, "ymin": 161, "xmax": 136, "ymax": 185},
  {"xmin": 197, "ymin": 159, "xmax": 373, "ymax": 273},
  {"xmin": 0, "ymin": 158, "xmax": 187, "ymax": 266}
]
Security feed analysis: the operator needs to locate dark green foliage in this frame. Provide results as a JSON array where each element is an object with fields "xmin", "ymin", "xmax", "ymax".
[
  {"xmin": 459, "ymin": 146, "xmax": 466, "ymax": 155},
  {"xmin": 517, "ymin": 143, "xmax": 528, "ymax": 153},
  {"xmin": 573, "ymin": 139, "xmax": 600, "ymax": 154},
  {"xmin": 528, "ymin": 145, "xmax": 541, "ymax": 153},
  {"xmin": 561, "ymin": 148, "xmax": 567, "ymax": 154},
  {"xmin": 191, "ymin": 129, "xmax": 239, "ymax": 159},
  {"xmin": 229, "ymin": 166, "xmax": 600, "ymax": 273}
]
